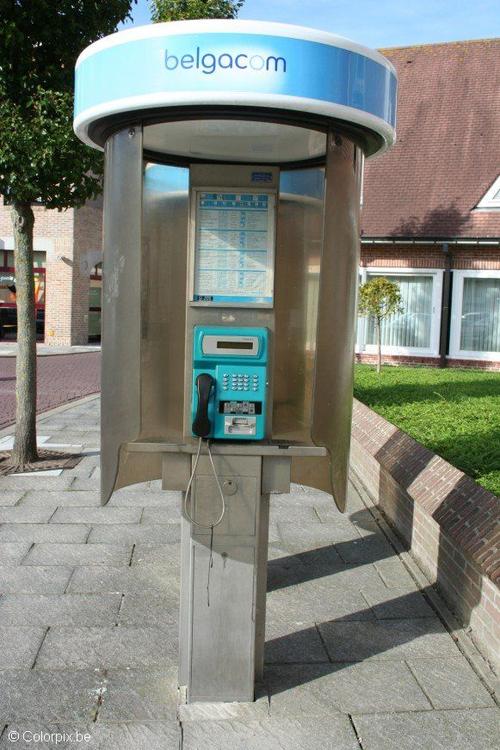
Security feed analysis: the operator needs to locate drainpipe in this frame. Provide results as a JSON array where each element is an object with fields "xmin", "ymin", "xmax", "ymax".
[{"xmin": 439, "ymin": 243, "xmax": 452, "ymax": 368}]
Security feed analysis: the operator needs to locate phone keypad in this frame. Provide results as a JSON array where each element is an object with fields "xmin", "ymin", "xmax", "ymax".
[{"xmin": 221, "ymin": 372, "xmax": 260, "ymax": 392}]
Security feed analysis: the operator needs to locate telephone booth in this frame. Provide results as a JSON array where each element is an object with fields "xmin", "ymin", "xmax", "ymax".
[{"xmin": 74, "ymin": 20, "xmax": 396, "ymax": 703}]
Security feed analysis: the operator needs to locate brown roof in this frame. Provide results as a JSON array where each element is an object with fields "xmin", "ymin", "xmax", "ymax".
[{"xmin": 361, "ymin": 39, "xmax": 500, "ymax": 239}]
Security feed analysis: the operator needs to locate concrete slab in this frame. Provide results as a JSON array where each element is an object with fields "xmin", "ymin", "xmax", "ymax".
[
  {"xmin": 352, "ymin": 707, "xmax": 500, "ymax": 750},
  {"xmin": 0, "ymin": 593, "xmax": 121, "ymax": 626},
  {"xmin": 0, "ymin": 491, "xmax": 26, "ymax": 506},
  {"xmin": 0, "ymin": 542, "xmax": 31, "ymax": 565},
  {"xmin": 361, "ymin": 584, "xmax": 436, "ymax": 619},
  {"xmin": 318, "ymin": 617, "xmax": 460, "ymax": 662},
  {"xmin": 87, "ymin": 524, "xmax": 181, "ymax": 545},
  {"xmin": 264, "ymin": 622, "xmax": 329, "ymax": 664},
  {"xmin": 118, "ymin": 591, "xmax": 179, "ymax": 626},
  {"xmin": 277, "ymin": 521, "xmax": 360, "ymax": 549},
  {"xmin": 66, "ymin": 565, "xmax": 179, "ymax": 594},
  {"xmin": 141, "ymin": 506, "xmax": 183, "ymax": 524},
  {"xmin": 407, "ymin": 657, "xmax": 495, "ymax": 709},
  {"xmin": 182, "ymin": 716, "xmax": 360, "ymax": 750},
  {"xmin": 0, "ymin": 524, "xmax": 89, "ymax": 544},
  {"xmin": 0, "ymin": 670, "xmax": 105, "ymax": 722},
  {"xmin": 108, "ymin": 490, "xmax": 179, "ymax": 507},
  {"xmin": 0, "ymin": 566, "xmax": 73, "ymax": 594},
  {"xmin": 50, "ymin": 507, "xmax": 142, "ymax": 525},
  {"xmin": 0, "ymin": 507, "xmax": 56, "ymax": 523},
  {"xmin": 35, "ymin": 625, "xmax": 178, "ymax": 670},
  {"xmin": 0, "ymin": 627, "xmax": 46, "ymax": 668},
  {"xmin": 130, "ymin": 543, "xmax": 180, "ymax": 568},
  {"xmin": 267, "ymin": 580, "xmax": 373, "ymax": 623},
  {"xmin": 0, "ymin": 477, "xmax": 73, "ymax": 491},
  {"xmin": 98, "ymin": 668, "xmax": 178, "ymax": 721},
  {"xmin": 265, "ymin": 662, "xmax": 431, "ymax": 715},
  {"xmin": 0, "ymin": 722, "xmax": 180, "ymax": 750},
  {"xmin": 23, "ymin": 543, "xmax": 132, "ymax": 567},
  {"xmin": 19, "ymin": 491, "xmax": 102, "ymax": 507}
]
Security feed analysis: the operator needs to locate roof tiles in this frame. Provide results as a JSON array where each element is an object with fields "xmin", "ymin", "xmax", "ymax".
[{"xmin": 362, "ymin": 39, "xmax": 500, "ymax": 239}]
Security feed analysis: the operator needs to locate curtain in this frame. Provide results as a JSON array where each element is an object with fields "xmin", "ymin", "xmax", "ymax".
[
  {"xmin": 460, "ymin": 277, "xmax": 500, "ymax": 352},
  {"xmin": 366, "ymin": 274, "xmax": 433, "ymax": 348}
]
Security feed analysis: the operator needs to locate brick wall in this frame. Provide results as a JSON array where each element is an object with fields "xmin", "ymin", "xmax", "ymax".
[
  {"xmin": 360, "ymin": 242, "xmax": 500, "ymax": 270},
  {"xmin": 72, "ymin": 196, "xmax": 103, "ymax": 345},
  {"xmin": 0, "ymin": 196, "xmax": 103, "ymax": 346},
  {"xmin": 350, "ymin": 398, "xmax": 499, "ymax": 673},
  {"xmin": 355, "ymin": 353, "xmax": 500, "ymax": 371}
]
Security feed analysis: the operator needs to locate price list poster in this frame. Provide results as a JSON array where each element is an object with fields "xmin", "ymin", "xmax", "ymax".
[{"xmin": 193, "ymin": 191, "xmax": 275, "ymax": 306}]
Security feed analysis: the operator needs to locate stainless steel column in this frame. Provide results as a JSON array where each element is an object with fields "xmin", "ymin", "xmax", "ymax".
[{"xmin": 179, "ymin": 454, "xmax": 267, "ymax": 703}]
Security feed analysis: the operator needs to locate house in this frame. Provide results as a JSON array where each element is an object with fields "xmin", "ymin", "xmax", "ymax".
[{"xmin": 358, "ymin": 38, "xmax": 500, "ymax": 369}]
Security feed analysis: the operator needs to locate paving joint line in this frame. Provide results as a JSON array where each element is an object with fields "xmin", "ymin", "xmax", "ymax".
[
  {"xmin": 19, "ymin": 542, "xmax": 35, "ymax": 565},
  {"xmin": 404, "ymin": 659, "xmax": 438, "ymax": 710},
  {"xmin": 92, "ymin": 669, "xmax": 108, "ymax": 723},
  {"xmin": 128, "ymin": 543, "xmax": 136, "ymax": 566},
  {"xmin": 348, "ymin": 713, "xmax": 365, "ymax": 749},
  {"xmin": 63, "ymin": 568, "xmax": 77, "ymax": 594},
  {"xmin": 315, "ymin": 622, "xmax": 333, "ymax": 663},
  {"xmin": 31, "ymin": 626, "xmax": 50, "ymax": 669}
]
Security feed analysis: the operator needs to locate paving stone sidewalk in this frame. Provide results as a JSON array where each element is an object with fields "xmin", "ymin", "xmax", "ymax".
[{"xmin": 0, "ymin": 396, "xmax": 497, "ymax": 749}]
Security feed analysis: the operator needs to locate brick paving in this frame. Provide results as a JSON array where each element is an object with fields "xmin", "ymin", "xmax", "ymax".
[
  {"xmin": 0, "ymin": 353, "xmax": 100, "ymax": 429},
  {"xmin": 0, "ymin": 396, "xmax": 497, "ymax": 749}
]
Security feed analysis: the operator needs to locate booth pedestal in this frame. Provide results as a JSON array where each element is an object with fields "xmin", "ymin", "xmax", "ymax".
[
  {"xmin": 127, "ymin": 441, "xmax": 326, "ymax": 703},
  {"xmin": 179, "ymin": 454, "xmax": 269, "ymax": 702}
]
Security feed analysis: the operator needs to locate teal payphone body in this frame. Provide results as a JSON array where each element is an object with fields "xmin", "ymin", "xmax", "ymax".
[{"xmin": 191, "ymin": 326, "xmax": 268, "ymax": 440}]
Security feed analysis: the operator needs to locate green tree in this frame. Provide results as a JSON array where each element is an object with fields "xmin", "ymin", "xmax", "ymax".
[
  {"xmin": 0, "ymin": 0, "xmax": 135, "ymax": 470},
  {"xmin": 358, "ymin": 277, "xmax": 404, "ymax": 374},
  {"xmin": 151, "ymin": 0, "xmax": 244, "ymax": 22}
]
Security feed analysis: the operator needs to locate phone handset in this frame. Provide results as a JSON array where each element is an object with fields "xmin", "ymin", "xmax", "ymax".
[{"xmin": 192, "ymin": 373, "xmax": 215, "ymax": 438}]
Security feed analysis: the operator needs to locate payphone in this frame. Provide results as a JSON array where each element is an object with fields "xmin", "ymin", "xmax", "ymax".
[
  {"xmin": 74, "ymin": 18, "xmax": 396, "ymax": 705},
  {"xmin": 191, "ymin": 326, "xmax": 268, "ymax": 440}
]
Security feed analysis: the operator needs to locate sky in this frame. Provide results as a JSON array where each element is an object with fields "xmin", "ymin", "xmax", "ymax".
[{"xmin": 122, "ymin": 0, "xmax": 499, "ymax": 48}]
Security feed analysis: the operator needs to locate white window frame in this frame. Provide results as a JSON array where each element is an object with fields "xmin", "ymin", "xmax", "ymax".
[
  {"xmin": 449, "ymin": 270, "xmax": 500, "ymax": 362},
  {"xmin": 356, "ymin": 267, "xmax": 443, "ymax": 357},
  {"xmin": 476, "ymin": 176, "xmax": 500, "ymax": 210}
]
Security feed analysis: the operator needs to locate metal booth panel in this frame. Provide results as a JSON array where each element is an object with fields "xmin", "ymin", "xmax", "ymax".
[
  {"xmin": 309, "ymin": 134, "xmax": 363, "ymax": 511},
  {"xmin": 101, "ymin": 126, "xmax": 143, "ymax": 504}
]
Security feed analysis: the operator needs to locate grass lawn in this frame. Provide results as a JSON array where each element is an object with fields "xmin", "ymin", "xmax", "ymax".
[{"xmin": 353, "ymin": 364, "xmax": 500, "ymax": 497}]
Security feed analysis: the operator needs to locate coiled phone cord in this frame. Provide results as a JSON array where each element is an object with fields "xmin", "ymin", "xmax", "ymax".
[{"xmin": 183, "ymin": 437, "xmax": 226, "ymax": 606}]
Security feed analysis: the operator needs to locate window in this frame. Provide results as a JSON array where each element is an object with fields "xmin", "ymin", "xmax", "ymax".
[
  {"xmin": 0, "ymin": 250, "xmax": 46, "ymax": 342},
  {"xmin": 476, "ymin": 176, "xmax": 500, "ymax": 210},
  {"xmin": 88, "ymin": 262, "xmax": 102, "ymax": 342},
  {"xmin": 357, "ymin": 268, "xmax": 443, "ymax": 356},
  {"xmin": 449, "ymin": 271, "xmax": 500, "ymax": 360}
]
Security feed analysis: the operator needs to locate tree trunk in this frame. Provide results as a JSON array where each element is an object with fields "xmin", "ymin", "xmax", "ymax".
[
  {"xmin": 10, "ymin": 202, "xmax": 38, "ymax": 468},
  {"xmin": 376, "ymin": 317, "xmax": 382, "ymax": 374}
]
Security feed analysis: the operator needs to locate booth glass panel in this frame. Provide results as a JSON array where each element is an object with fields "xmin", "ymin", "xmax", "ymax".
[
  {"xmin": 272, "ymin": 168, "xmax": 325, "ymax": 441},
  {"xmin": 140, "ymin": 162, "xmax": 189, "ymax": 441}
]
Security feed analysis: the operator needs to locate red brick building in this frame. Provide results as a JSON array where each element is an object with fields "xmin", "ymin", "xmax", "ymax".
[
  {"xmin": 0, "ymin": 196, "xmax": 103, "ymax": 346},
  {"xmin": 358, "ymin": 39, "xmax": 500, "ymax": 369},
  {"xmin": 1, "ymin": 38, "xmax": 499, "ymax": 366}
]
